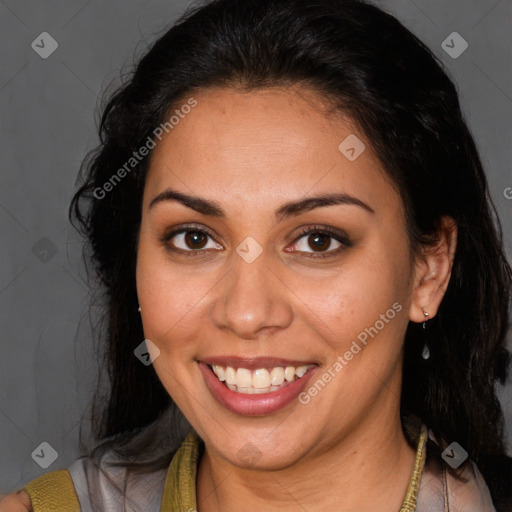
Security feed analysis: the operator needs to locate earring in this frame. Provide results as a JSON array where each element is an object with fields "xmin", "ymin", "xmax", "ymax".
[
  {"xmin": 422, "ymin": 309, "xmax": 429, "ymax": 330},
  {"xmin": 421, "ymin": 308, "xmax": 430, "ymax": 360},
  {"xmin": 138, "ymin": 306, "xmax": 142, "ymax": 313}
]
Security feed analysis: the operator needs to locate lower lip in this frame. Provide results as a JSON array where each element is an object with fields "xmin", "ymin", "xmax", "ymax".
[{"xmin": 198, "ymin": 362, "xmax": 318, "ymax": 416}]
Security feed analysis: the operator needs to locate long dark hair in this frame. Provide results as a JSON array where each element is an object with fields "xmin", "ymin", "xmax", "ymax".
[{"xmin": 69, "ymin": 0, "xmax": 512, "ymax": 507}]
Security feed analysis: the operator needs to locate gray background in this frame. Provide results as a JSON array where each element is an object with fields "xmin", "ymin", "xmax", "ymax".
[{"xmin": 1, "ymin": 0, "xmax": 511, "ymax": 495}]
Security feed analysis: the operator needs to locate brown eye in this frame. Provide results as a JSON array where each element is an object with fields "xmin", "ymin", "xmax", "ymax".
[
  {"xmin": 289, "ymin": 226, "xmax": 352, "ymax": 258},
  {"xmin": 161, "ymin": 226, "xmax": 223, "ymax": 254}
]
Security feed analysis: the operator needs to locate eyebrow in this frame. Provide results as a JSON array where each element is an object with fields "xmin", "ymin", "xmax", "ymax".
[{"xmin": 148, "ymin": 188, "xmax": 375, "ymax": 220}]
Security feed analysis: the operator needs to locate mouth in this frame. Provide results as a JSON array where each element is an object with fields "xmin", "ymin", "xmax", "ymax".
[{"xmin": 198, "ymin": 357, "xmax": 319, "ymax": 416}]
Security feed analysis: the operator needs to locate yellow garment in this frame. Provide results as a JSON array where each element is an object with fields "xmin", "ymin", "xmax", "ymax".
[
  {"xmin": 22, "ymin": 470, "xmax": 80, "ymax": 511},
  {"xmin": 161, "ymin": 429, "xmax": 203, "ymax": 511},
  {"xmin": 23, "ymin": 425, "xmax": 428, "ymax": 511}
]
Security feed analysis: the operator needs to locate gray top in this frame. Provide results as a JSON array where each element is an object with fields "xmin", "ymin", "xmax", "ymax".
[{"xmin": 68, "ymin": 453, "xmax": 168, "ymax": 512}]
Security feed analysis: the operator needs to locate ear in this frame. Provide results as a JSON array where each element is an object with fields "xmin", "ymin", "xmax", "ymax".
[{"xmin": 409, "ymin": 216, "xmax": 457, "ymax": 323}]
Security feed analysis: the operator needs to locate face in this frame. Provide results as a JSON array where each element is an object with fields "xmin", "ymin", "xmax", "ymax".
[{"xmin": 136, "ymin": 86, "xmax": 418, "ymax": 470}]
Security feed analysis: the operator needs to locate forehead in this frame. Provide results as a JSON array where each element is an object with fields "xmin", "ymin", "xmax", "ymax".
[{"xmin": 144, "ymin": 86, "xmax": 400, "ymax": 218}]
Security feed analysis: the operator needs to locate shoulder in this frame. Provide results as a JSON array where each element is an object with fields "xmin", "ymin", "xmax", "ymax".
[
  {"xmin": 21, "ymin": 469, "xmax": 79, "ymax": 512},
  {"xmin": 20, "ymin": 407, "xmax": 190, "ymax": 511},
  {"xmin": 21, "ymin": 450, "xmax": 168, "ymax": 512},
  {"xmin": 69, "ymin": 449, "xmax": 169, "ymax": 512},
  {"xmin": 416, "ymin": 433, "xmax": 497, "ymax": 512}
]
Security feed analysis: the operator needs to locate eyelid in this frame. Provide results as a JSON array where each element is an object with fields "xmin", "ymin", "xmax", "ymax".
[
  {"xmin": 160, "ymin": 223, "xmax": 217, "ymax": 243},
  {"xmin": 293, "ymin": 225, "xmax": 351, "ymax": 245}
]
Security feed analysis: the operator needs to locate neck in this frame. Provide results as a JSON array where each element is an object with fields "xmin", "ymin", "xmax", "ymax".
[{"xmin": 196, "ymin": 391, "xmax": 417, "ymax": 512}]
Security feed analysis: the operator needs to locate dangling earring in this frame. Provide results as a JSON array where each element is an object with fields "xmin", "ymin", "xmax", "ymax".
[
  {"xmin": 138, "ymin": 306, "xmax": 142, "ymax": 313},
  {"xmin": 421, "ymin": 308, "xmax": 430, "ymax": 360}
]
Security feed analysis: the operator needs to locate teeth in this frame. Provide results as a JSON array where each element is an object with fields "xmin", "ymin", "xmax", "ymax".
[
  {"xmin": 270, "ymin": 367, "xmax": 284, "ymax": 385},
  {"xmin": 284, "ymin": 367, "xmax": 295, "ymax": 382},
  {"xmin": 236, "ymin": 368, "xmax": 252, "ymax": 387},
  {"xmin": 212, "ymin": 365, "xmax": 225, "ymax": 381},
  {"xmin": 253, "ymin": 369, "xmax": 271, "ymax": 388},
  {"xmin": 225, "ymin": 367, "xmax": 236, "ymax": 385},
  {"xmin": 295, "ymin": 365, "xmax": 308, "ymax": 378},
  {"xmin": 210, "ymin": 363, "xmax": 315, "ymax": 393}
]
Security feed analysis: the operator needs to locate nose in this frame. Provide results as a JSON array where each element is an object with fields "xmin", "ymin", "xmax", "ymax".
[{"xmin": 211, "ymin": 246, "xmax": 293, "ymax": 340}]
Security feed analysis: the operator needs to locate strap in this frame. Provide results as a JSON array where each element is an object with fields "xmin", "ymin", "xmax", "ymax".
[
  {"xmin": 160, "ymin": 429, "xmax": 202, "ymax": 512},
  {"xmin": 399, "ymin": 423, "xmax": 428, "ymax": 511},
  {"xmin": 22, "ymin": 470, "xmax": 80, "ymax": 512}
]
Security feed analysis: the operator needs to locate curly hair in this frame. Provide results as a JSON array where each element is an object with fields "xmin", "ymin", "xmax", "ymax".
[{"xmin": 69, "ymin": 0, "xmax": 512, "ymax": 508}]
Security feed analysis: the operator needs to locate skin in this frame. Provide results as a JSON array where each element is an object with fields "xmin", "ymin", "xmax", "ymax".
[
  {"xmin": 0, "ymin": 491, "xmax": 32, "ymax": 511},
  {"xmin": 135, "ymin": 85, "xmax": 457, "ymax": 512}
]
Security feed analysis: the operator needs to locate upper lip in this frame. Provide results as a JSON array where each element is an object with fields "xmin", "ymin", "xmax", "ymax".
[{"xmin": 200, "ymin": 356, "xmax": 318, "ymax": 369}]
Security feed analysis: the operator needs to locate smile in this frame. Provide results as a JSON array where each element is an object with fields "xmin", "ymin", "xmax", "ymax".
[{"xmin": 198, "ymin": 358, "xmax": 319, "ymax": 416}]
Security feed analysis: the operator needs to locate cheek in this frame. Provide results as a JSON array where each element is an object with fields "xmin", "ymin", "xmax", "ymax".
[
  {"xmin": 316, "ymin": 257, "xmax": 404, "ymax": 333},
  {"xmin": 135, "ymin": 243, "xmax": 209, "ymax": 350},
  {"xmin": 136, "ymin": 249, "xmax": 208, "ymax": 405}
]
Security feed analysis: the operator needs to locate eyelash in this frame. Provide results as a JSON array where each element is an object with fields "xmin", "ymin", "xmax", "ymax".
[{"xmin": 159, "ymin": 224, "xmax": 352, "ymax": 259}]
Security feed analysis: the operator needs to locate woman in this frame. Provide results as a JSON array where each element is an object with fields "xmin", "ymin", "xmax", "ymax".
[{"xmin": 4, "ymin": 0, "xmax": 511, "ymax": 510}]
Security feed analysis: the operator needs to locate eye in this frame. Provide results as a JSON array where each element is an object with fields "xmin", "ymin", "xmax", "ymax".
[
  {"xmin": 160, "ymin": 224, "xmax": 352, "ymax": 259},
  {"xmin": 160, "ymin": 225, "xmax": 222, "ymax": 255},
  {"xmin": 288, "ymin": 225, "xmax": 352, "ymax": 258}
]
